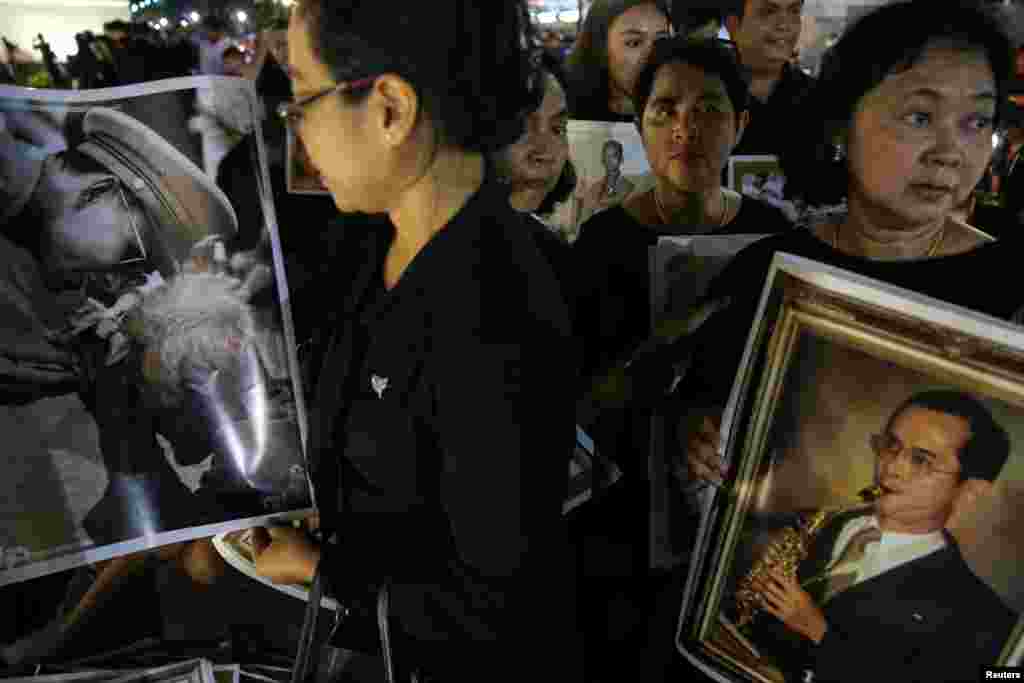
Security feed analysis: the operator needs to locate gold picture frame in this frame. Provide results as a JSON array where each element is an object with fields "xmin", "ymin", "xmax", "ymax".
[{"xmin": 677, "ymin": 254, "xmax": 1024, "ymax": 683}]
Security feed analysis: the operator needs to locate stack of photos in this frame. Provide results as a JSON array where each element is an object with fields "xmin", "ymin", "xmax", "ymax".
[
  {"xmin": 0, "ymin": 76, "xmax": 313, "ymax": 588},
  {"xmin": 676, "ymin": 253, "xmax": 1024, "ymax": 682}
]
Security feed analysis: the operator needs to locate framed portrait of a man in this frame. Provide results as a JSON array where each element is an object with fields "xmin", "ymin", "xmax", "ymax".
[
  {"xmin": 726, "ymin": 155, "xmax": 800, "ymax": 223},
  {"xmin": 677, "ymin": 254, "xmax": 1024, "ymax": 683}
]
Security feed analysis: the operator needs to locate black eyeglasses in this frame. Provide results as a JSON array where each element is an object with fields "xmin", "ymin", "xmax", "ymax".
[{"xmin": 277, "ymin": 76, "xmax": 377, "ymax": 125}]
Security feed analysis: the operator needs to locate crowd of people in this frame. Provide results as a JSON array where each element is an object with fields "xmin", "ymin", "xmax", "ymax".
[{"xmin": 2, "ymin": 0, "xmax": 1024, "ymax": 682}]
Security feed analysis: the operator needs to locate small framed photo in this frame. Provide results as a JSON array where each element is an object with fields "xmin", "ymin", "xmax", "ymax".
[
  {"xmin": 727, "ymin": 155, "xmax": 785, "ymax": 196},
  {"xmin": 677, "ymin": 254, "xmax": 1024, "ymax": 683}
]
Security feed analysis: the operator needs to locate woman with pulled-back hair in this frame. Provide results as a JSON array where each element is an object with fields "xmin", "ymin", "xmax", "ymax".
[
  {"xmin": 566, "ymin": 0, "xmax": 671, "ymax": 120},
  {"xmin": 250, "ymin": 2, "xmax": 581, "ymax": 680}
]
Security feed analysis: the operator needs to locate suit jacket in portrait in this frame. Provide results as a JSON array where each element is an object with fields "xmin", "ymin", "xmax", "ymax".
[{"xmin": 783, "ymin": 509, "xmax": 1018, "ymax": 683}]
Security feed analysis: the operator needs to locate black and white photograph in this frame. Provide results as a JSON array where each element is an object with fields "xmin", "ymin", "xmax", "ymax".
[
  {"xmin": 678, "ymin": 255, "xmax": 1024, "ymax": 683},
  {"xmin": 0, "ymin": 77, "xmax": 311, "ymax": 589},
  {"xmin": 546, "ymin": 119, "xmax": 653, "ymax": 238}
]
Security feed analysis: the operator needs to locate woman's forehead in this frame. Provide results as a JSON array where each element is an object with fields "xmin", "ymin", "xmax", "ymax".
[{"xmin": 869, "ymin": 44, "xmax": 995, "ymax": 103}]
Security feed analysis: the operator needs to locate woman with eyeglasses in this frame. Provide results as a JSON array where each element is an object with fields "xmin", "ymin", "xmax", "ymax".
[
  {"xmin": 249, "ymin": 2, "xmax": 582, "ymax": 681},
  {"xmin": 681, "ymin": 1, "xmax": 1022, "ymax": 508}
]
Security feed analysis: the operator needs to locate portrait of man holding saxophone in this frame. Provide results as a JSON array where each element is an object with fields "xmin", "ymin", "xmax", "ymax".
[{"xmin": 734, "ymin": 390, "xmax": 1018, "ymax": 683}]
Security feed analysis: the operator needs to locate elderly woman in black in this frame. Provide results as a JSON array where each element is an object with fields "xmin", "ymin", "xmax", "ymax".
[
  {"xmin": 682, "ymin": 0, "xmax": 1015, "ymax": 495},
  {"xmin": 249, "ymin": 2, "xmax": 580, "ymax": 681}
]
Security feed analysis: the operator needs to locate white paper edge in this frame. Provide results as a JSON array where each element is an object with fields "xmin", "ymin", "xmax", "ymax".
[
  {"xmin": 211, "ymin": 532, "xmax": 340, "ymax": 611},
  {"xmin": 0, "ymin": 508, "xmax": 314, "ymax": 587},
  {"xmin": 674, "ymin": 250, "xmax": 1024, "ymax": 678},
  {"xmin": 104, "ymin": 658, "xmax": 215, "ymax": 683},
  {"xmin": 0, "ymin": 76, "xmax": 253, "ymax": 104}
]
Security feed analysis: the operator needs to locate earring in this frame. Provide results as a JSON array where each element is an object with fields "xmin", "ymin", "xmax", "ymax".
[{"xmin": 832, "ymin": 141, "xmax": 846, "ymax": 162}]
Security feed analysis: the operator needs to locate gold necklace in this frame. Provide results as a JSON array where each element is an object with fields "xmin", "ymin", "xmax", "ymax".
[
  {"xmin": 831, "ymin": 222, "xmax": 946, "ymax": 258},
  {"xmin": 654, "ymin": 188, "xmax": 731, "ymax": 228}
]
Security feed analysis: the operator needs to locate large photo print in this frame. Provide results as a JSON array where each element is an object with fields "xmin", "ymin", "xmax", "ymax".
[
  {"xmin": 678, "ymin": 255, "xmax": 1024, "ymax": 683},
  {"xmin": 0, "ymin": 77, "xmax": 311, "ymax": 587}
]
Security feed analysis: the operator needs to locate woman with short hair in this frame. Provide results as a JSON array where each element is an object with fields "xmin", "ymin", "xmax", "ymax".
[
  {"xmin": 251, "ymin": 2, "xmax": 581, "ymax": 680},
  {"xmin": 574, "ymin": 36, "xmax": 794, "ymax": 384},
  {"xmin": 684, "ymin": 0, "xmax": 1017, "ymax": 511}
]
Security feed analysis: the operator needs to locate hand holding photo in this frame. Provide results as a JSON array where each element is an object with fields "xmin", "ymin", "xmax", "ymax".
[{"xmin": 677, "ymin": 255, "xmax": 1024, "ymax": 683}]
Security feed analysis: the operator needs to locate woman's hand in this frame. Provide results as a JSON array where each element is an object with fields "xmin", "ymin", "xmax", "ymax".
[
  {"xmin": 754, "ymin": 569, "xmax": 828, "ymax": 644},
  {"xmin": 675, "ymin": 411, "xmax": 729, "ymax": 488},
  {"xmin": 251, "ymin": 525, "xmax": 321, "ymax": 585}
]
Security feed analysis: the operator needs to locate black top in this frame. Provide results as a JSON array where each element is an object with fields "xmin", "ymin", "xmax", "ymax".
[
  {"xmin": 731, "ymin": 64, "xmax": 815, "ymax": 158},
  {"xmin": 685, "ymin": 228, "xmax": 1024, "ymax": 411},
  {"xmin": 310, "ymin": 178, "xmax": 581, "ymax": 681},
  {"xmin": 744, "ymin": 509, "xmax": 1017, "ymax": 683},
  {"xmin": 529, "ymin": 217, "xmax": 578, "ymax": 333},
  {"xmin": 572, "ymin": 196, "xmax": 795, "ymax": 382}
]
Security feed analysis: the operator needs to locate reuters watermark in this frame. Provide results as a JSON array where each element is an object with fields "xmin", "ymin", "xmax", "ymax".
[{"xmin": 984, "ymin": 667, "xmax": 1024, "ymax": 680}]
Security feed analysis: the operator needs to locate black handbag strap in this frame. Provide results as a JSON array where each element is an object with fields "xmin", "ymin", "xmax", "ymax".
[
  {"xmin": 291, "ymin": 226, "xmax": 388, "ymax": 683},
  {"xmin": 291, "ymin": 562, "xmax": 327, "ymax": 683}
]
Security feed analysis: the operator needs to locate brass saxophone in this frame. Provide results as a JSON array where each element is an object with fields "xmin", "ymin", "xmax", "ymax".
[{"xmin": 733, "ymin": 485, "xmax": 883, "ymax": 627}]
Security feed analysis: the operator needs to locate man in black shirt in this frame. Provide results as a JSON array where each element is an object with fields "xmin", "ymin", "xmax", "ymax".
[{"xmin": 723, "ymin": 0, "xmax": 815, "ymax": 157}]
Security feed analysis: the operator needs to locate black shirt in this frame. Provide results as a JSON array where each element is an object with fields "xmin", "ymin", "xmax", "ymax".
[
  {"xmin": 310, "ymin": 179, "xmax": 581, "ymax": 681},
  {"xmin": 685, "ymin": 228, "xmax": 1024, "ymax": 411},
  {"xmin": 572, "ymin": 196, "xmax": 795, "ymax": 382},
  {"xmin": 732, "ymin": 64, "xmax": 815, "ymax": 157}
]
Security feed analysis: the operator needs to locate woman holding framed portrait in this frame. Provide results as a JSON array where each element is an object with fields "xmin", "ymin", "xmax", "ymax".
[
  {"xmin": 682, "ymin": 0, "xmax": 1019, "ymax": 490},
  {"xmin": 677, "ymin": 2, "xmax": 1024, "ymax": 679}
]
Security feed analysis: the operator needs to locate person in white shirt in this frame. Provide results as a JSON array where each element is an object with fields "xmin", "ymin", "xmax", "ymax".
[
  {"xmin": 196, "ymin": 15, "xmax": 231, "ymax": 76},
  {"xmin": 751, "ymin": 390, "xmax": 1018, "ymax": 683}
]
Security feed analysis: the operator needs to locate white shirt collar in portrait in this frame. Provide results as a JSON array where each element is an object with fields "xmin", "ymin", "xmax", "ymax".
[{"xmin": 830, "ymin": 515, "xmax": 946, "ymax": 586}]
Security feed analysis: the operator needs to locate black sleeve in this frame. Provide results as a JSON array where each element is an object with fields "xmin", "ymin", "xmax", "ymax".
[
  {"xmin": 321, "ymin": 280, "xmax": 577, "ymax": 654},
  {"xmin": 675, "ymin": 240, "xmax": 776, "ymax": 412}
]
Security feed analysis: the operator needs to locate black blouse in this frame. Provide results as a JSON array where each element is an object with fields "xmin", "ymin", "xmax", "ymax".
[
  {"xmin": 309, "ymin": 180, "xmax": 581, "ymax": 680},
  {"xmin": 572, "ymin": 196, "xmax": 795, "ymax": 382}
]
